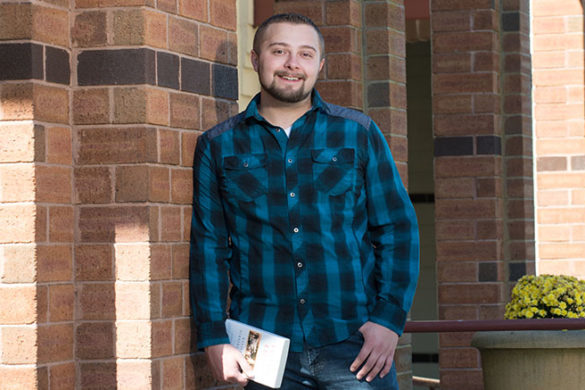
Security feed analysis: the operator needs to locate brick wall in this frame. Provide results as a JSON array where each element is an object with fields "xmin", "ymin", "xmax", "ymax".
[
  {"xmin": 533, "ymin": 0, "xmax": 585, "ymax": 276},
  {"xmin": 1, "ymin": 0, "xmax": 239, "ymax": 388}
]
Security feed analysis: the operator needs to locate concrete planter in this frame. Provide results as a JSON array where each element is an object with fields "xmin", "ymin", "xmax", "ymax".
[{"xmin": 472, "ymin": 330, "xmax": 585, "ymax": 390}]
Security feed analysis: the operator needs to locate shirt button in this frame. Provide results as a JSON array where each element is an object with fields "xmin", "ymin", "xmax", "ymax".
[
  {"xmin": 297, "ymin": 262, "xmax": 303, "ymax": 268},
  {"xmin": 293, "ymin": 227, "xmax": 299, "ymax": 233},
  {"xmin": 287, "ymin": 158, "xmax": 293, "ymax": 164},
  {"xmin": 332, "ymin": 156, "xmax": 338, "ymax": 162},
  {"xmin": 243, "ymin": 161, "xmax": 249, "ymax": 167},
  {"xmin": 299, "ymin": 298, "xmax": 306, "ymax": 305},
  {"xmin": 276, "ymin": 128, "xmax": 280, "ymax": 132},
  {"xmin": 290, "ymin": 192, "xmax": 295, "ymax": 198}
]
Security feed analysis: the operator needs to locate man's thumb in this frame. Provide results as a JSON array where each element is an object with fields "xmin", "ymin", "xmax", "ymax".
[{"xmin": 237, "ymin": 356, "xmax": 255, "ymax": 378}]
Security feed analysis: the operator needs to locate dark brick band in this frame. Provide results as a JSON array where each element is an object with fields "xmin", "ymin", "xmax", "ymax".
[
  {"xmin": 367, "ymin": 83, "xmax": 390, "ymax": 108},
  {"xmin": 46, "ymin": 46, "xmax": 70, "ymax": 85},
  {"xmin": 434, "ymin": 136, "xmax": 473, "ymax": 156},
  {"xmin": 212, "ymin": 64, "xmax": 238, "ymax": 100},
  {"xmin": 477, "ymin": 135, "xmax": 502, "ymax": 155},
  {"xmin": 78, "ymin": 48, "xmax": 156, "ymax": 86},
  {"xmin": 502, "ymin": 12, "xmax": 520, "ymax": 32},
  {"xmin": 479, "ymin": 262, "xmax": 498, "ymax": 282},
  {"xmin": 509, "ymin": 262, "xmax": 526, "ymax": 282},
  {"xmin": 0, "ymin": 43, "xmax": 43, "ymax": 81}
]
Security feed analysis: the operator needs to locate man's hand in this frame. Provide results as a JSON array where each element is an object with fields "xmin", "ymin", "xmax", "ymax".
[
  {"xmin": 205, "ymin": 343, "xmax": 254, "ymax": 385},
  {"xmin": 349, "ymin": 321, "xmax": 399, "ymax": 382}
]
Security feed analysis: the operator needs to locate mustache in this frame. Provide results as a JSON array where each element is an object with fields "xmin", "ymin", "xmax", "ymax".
[{"xmin": 274, "ymin": 71, "xmax": 305, "ymax": 80}]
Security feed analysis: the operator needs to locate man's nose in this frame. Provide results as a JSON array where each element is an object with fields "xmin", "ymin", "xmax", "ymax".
[{"xmin": 284, "ymin": 53, "xmax": 300, "ymax": 69}]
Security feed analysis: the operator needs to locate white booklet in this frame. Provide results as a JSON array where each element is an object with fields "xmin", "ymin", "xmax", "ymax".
[{"xmin": 225, "ymin": 319, "xmax": 290, "ymax": 389}]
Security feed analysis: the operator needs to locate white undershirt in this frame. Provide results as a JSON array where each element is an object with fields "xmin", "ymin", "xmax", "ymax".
[{"xmin": 283, "ymin": 126, "xmax": 292, "ymax": 137}]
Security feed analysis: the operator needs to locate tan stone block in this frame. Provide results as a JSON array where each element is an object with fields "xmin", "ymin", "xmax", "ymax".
[
  {"xmin": 160, "ymin": 206, "xmax": 182, "ymax": 242},
  {"xmin": 0, "ymin": 3, "xmax": 32, "ymax": 40},
  {"xmin": 0, "ymin": 285, "xmax": 37, "ymax": 324},
  {"xmin": 116, "ymin": 321, "xmax": 152, "ymax": 358},
  {"xmin": 169, "ymin": 16, "xmax": 197, "ymax": 56},
  {"xmin": 73, "ymin": 88, "xmax": 110, "ymax": 125},
  {"xmin": 115, "ymin": 243, "xmax": 151, "ymax": 281},
  {"xmin": 0, "ymin": 83, "xmax": 34, "ymax": 121},
  {"xmin": 201, "ymin": 97, "xmax": 231, "ymax": 131},
  {"xmin": 0, "ymin": 366, "xmax": 39, "ymax": 390},
  {"xmin": 35, "ymin": 165, "xmax": 72, "ymax": 204},
  {"xmin": 199, "ymin": 24, "xmax": 227, "ymax": 63},
  {"xmin": 171, "ymin": 167, "xmax": 192, "ymax": 204},
  {"xmin": 48, "ymin": 363, "xmax": 75, "ymax": 390},
  {"xmin": 144, "ymin": 9, "xmax": 167, "ymax": 49},
  {"xmin": 162, "ymin": 356, "xmax": 185, "ymax": 389},
  {"xmin": 115, "ymin": 282, "xmax": 151, "ymax": 320},
  {"xmin": 76, "ymin": 127, "xmax": 157, "ymax": 165},
  {"xmin": 48, "ymin": 284, "xmax": 74, "ymax": 322},
  {"xmin": 170, "ymin": 93, "xmax": 199, "ymax": 130},
  {"xmin": 37, "ymin": 323, "xmax": 73, "ymax": 363},
  {"xmin": 116, "ymin": 360, "xmax": 154, "ymax": 390},
  {"xmin": 75, "ymin": 244, "xmax": 113, "ymax": 281},
  {"xmin": 46, "ymin": 126, "xmax": 72, "ymax": 165},
  {"xmin": 76, "ymin": 322, "xmax": 114, "ymax": 359},
  {"xmin": 78, "ymin": 283, "xmax": 115, "ymax": 320},
  {"xmin": 152, "ymin": 319, "xmax": 173, "ymax": 357},
  {"xmin": 0, "ymin": 123, "xmax": 36, "ymax": 163},
  {"xmin": 37, "ymin": 244, "xmax": 72, "ymax": 282},
  {"xmin": 72, "ymin": 10, "xmax": 107, "ymax": 48},
  {"xmin": 76, "ymin": 0, "xmax": 152, "ymax": 7},
  {"xmin": 174, "ymin": 317, "xmax": 192, "ymax": 354},
  {"xmin": 48, "ymin": 206, "xmax": 74, "ymax": 243},
  {"xmin": 0, "ymin": 245, "xmax": 36, "ymax": 283},
  {"xmin": 32, "ymin": 4, "xmax": 69, "ymax": 47},
  {"xmin": 182, "ymin": 205, "xmax": 191, "ymax": 241},
  {"xmin": 79, "ymin": 362, "xmax": 116, "ymax": 389},
  {"xmin": 210, "ymin": 0, "xmax": 236, "ymax": 31},
  {"xmin": 36, "ymin": 285, "xmax": 48, "ymax": 324},
  {"xmin": 0, "ymin": 164, "xmax": 35, "ymax": 202},
  {"xmin": 33, "ymin": 84, "xmax": 69, "ymax": 124},
  {"xmin": 74, "ymin": 166, "xmax": 113, "ymax": 204},
  {"xmin": 0, "ymin": 325, "xmax": 37, "ymax": 364},
  {"xmin": 161, "ymin": 281, "xmax": 183, "ymax": 317},
  {"xmin": 179, "ymin": 0, "xmax": 207, "ymax": 21},
  {"xmin": 114, "ymin": 87, "xmax": 169, "ymax": 126},
  {"xmin": 158, "ymin": 129, "xmax": 180, "ymax": 165},
  {"xmin": 0, "ymin": 205, "xmax": 37, "ymax": 243},
  {"xmin": 151, "ymin": 244, "xmax": 172, "ymax": 280},
  {"xmin": 181, "ymin": 131, "xmax": 200, "ymax": 167},
  {"xmin": 172, "ymin": 243, "xmax": 189, "ymax": 279}
]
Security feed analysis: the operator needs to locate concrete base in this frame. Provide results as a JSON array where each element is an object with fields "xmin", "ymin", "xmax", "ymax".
[{"xmin": 472, "ymin": 330, "xmax": 585, "ymax": 390}]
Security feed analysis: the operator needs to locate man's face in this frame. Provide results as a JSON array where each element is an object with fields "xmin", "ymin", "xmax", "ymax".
[{"xmin": 252, "ymin": 22, "xmax": 325, "ymax": 104}]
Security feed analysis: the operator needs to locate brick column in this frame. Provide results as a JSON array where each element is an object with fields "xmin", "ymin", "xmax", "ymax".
[
  {"xmin": 0, "ymin": 0, "xmax": 74, "ymax": 388},
  {"xmin": 431, "ymin": 1, "xmax": 505, "ymax": 388},
  {"xmin": 71, "ymin": 0, "xmax": 238, "ymax": 388}
]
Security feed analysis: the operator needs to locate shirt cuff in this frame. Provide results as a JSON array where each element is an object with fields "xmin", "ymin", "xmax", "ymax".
[
  {"xmin": 196, "ymin": 320, "xmax": 230, "ymax": 350},
  {"xmin": 369, "ymin": 300, "xmax": 408, "ymax": 336}
]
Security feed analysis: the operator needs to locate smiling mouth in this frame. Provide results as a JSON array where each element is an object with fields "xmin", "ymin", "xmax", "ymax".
[{"xmin": 277, "ymin": 73, "xmax": 304, "ymax": 82}]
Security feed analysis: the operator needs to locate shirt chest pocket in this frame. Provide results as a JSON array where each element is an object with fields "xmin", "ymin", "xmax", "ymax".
[
  {"xmin": 311, "ymin": 148, "xmax": 355, "ymax": 196},
  {"xmin": 222, "ymin": 154, "xmax": 268, "ymax": 202}
]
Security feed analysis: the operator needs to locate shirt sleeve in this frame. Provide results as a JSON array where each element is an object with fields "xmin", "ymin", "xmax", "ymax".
[
  {"xmin": 365, "ymin": 121, "xmax": 420, "ymax": 336},
  {"xmin": 189, "ymin": 134, "xmax": 232, "ymax": 349}
]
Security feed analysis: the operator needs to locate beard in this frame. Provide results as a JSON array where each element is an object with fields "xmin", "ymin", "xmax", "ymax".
[{"xmin": 259, "ymin": 70, "xmax": 313, "ymax": 103}]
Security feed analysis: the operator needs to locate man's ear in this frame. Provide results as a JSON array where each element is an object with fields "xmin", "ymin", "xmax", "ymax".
[
  {"xmin": 251, "ymin": 50, "xmax": 259, "ymax": 72},
  {"xmin": 319, "ymin": 58, "xmax": 325, "ymax": 72}
]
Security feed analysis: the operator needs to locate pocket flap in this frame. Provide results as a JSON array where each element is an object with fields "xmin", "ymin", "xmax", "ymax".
[
  {"xmin": 224, "ymin": 154, "xmax": 267, "ymax": 170},
  {"xmin": 311, "ymin": 148, "xmax": 355, "ymax": 164}
]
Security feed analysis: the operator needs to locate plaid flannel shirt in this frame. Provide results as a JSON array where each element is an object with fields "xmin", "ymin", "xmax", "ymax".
[{"xmin": 190, "ymin": 91, "xmax": 419, "ymax": 352}]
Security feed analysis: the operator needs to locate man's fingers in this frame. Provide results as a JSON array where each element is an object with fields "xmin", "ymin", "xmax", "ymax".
[
  {"xmin": 235, "ymin": 353, "xmax": 255, "ymax": 379},
  {"xmin": 379, "ymin": 356, "xmax": 393, "ymax": 379},
  {"xmin": 350, "ymin": 342, "xmax": 372, "ymax": 372}
]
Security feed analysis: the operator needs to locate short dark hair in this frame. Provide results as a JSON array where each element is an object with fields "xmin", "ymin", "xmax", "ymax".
[{"xmin": 253, "ymin": 13, "xmax": 325, "ymax": 58}]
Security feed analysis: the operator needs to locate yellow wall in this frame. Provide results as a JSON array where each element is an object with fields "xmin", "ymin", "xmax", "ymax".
[{"xmin": 237, "ymin": 0, "xmax": 260, "ymax": 111}]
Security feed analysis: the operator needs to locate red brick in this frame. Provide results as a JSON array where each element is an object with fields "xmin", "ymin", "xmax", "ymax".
[
  {"xmin": 325, "ymin": 0, "xmax": 361, "ymax": 27},
  {"xmin": 78, "ymin": 206, "xmax": 153, "ymax": 243},
  {"xmin": 365, "ymin": 2, "xmax": 404, "ymax": 30},
  {"xmin": 438, "ymin": 261, "xmax": 477, "ymax": 282},
  {"xmin": 181, "ymin": 132, "xmax": 200, "ymax": 167},
  {"xmin": 36, "ymin": 205, "xmax": 47, "ymax": 242},
  {"xmin": 508, "ymin": 221, "xmax": 534, "ymax": 241},
  {"xmin": 34, "ymin": 84, "xmax": 69, "ymax": 124},
  {"xmin": 534, "ymin": 69, "xmax": 585, "ymax": 87},
  {"xmin": 0, "ymin": 83, "xmax": 33, "ymax": 121},
  {"xmin": 182, "ymin": 206, "xmax": 191, "ymax": 243},
  {"xmin": 227, "ymin": 31, "xmax": 238, "ymax": 66},
  {"xmin": 437, "ymin": 241, "xmax": 500, "ymax": 261},
  {"xmin": 433, "ymin": 73, "xmax": 496, "ymax": 94},
  {"xmin": 0, "ymin": 3, "xmax": 32, "ymax": 40},
  {"xmin": 540, "ymin": 243, "xmax": 585, "ymax": 260},
  {"xmin": 328, "ymin": 53, "xmax": 361, "ymax": 80},
  {"xmin": 49, "ymin": 206, "xmax": 74, "ymax": 242},
  {"xmin": 156, "ymin": 0, "xmax": 176, "ymax": 12},
  {"xmin": 185, "ymin": 353, "xmax": 216, "ymax": 388},
  {"xmin": 35, "ymin": 165, "xmax": 72, "ymax": 204},
  {"xmin": 473, "ymin": 51, "xmax": 499, "ymax": 72},
  {"xmin": 171, "ymin": 168, "xmax": 192, "ymax": 204},
  {"xmin": 151, "ymin": 244, "xmax": 173, "ymax": 280},
  {"xmin": 201, "ymin": 97, "xmax": 231, "ymax": 131},
  {"xmin": 115, "ymin": 166, "xmax": 170, "ymax": 203},
  {"xmin": 159, "ymin": 129, "xmax": 181, "ymax": 165},
  {"xmin": 273, "ymin": 1, "xmax": 325, "ymax": 24},
  {"xmin": 37, "ymin": 244, "xmax": 72, "ymax": 282},
  {"xmin": 432, "ymin": 0, "xmax": 494, "ymax": 11},
  {"xmin": 440, "ymin": 347, "xmax": 480, "ymax": 369},
  {"xmin": 75, "ymin": 322, "xmax": 116, "ymax": 360},
  {"xmin": 114, "ymin": 87, "xmax": 169, "ymax": 126},
  {"xmin": 73, "ymin": 88, "xmax": 110, "ymax": 125},
  {"xmin": 1, "ymin": 245, "xmax": 36, "ymax": 283},
  {"xmin": 436, "ymin": 220, "xmax": 475, "ymax": 240},
  {"xmin": 77, "ymin": 127, "xmax": 157, "ymax": 164},
  {"xmin": 432, "ymin": 11, "xmax": 471, "ymax": 32},
  {"xmin": 440, "ymin": 332, "xmax": 474, "ymax": 347},
  {"xmin": 72, "ymin": 10, "xmax": 107, "ymax": 47},
  {"xmin": 161, "ymin": 281, "xmax": 183, "ymax": 317},
  {"xmin": 434, "ymin": 31, "xmax": 495, "ymax": 53},
  {"xmin": 435, "ymin": 156, "xmax": 501, "ymax": 177},
  {"xmin": 48, "ymin": 284, "xmax": 74, "ymax": 322},
  {"xmin": 436, "ymin": 199, "xmax": 499, "ymax": 219},
  {"xmin": 162, "ymin": 356, "xmax": 185, "ymax": 389},
  {"xmin": 179, "ymin": 0, "xmax": 207, "ymax": 21},
  {"xmin": 79, "ymin": 363, "xmax": 117, "ymax": 389},
  {"xmin": 433, "ymin": 53, "xmax": 471, "ymax": 73},
  {"xmin": 535, "ymin": 86, "xmax": 567, "ymax": 104},
  {"xmin": 78, "ymin": 283, "xmax": 115, "ymax": 320},
  {"xmin": 322, "ymin": 26, "xmax": 359, "ymax": 53},
  {"xmin": 439, "ymin": 304, "xmax": 478, "ymax": 320},
  {"xmin": 477, "ymin": 177, "xmax": 502, "ymax": 197},
  {"xmin": 32, "ymin": 4, "xmax": 69, "ymax": 47},
  {"xmin": 439, "ymin": 283, "xmax": 502, "ymax": 304},
  {"xmin": 316, "ymin": 80, "xmax": 362, "ymax": 109},
  {"xmin": 74, "ymin": 167, "xmax": 113, "ymax": 204},
  {"xmin": 0, "ymin": 205, "xmax": 37, "ymax": 243},
  {"xmin": 440, "ymin": 369, "xmax": 483, "ymax": 390},
  {"xmin": 168, "ymin": 16, "xmax": 197, "ymax": 56},
  {"xmin": 49, "ymin": 363, "xmax": 75, "ymax": 390},
  {"xmin": 435, "ymin": 177, "xmax": 475, "ymax": 199},
  {"xmin": 533, "ymin": 17, "xmax": 565, "ymax": 35},
  {"xmin": 199, "ymin": 24, "xmax": 228, "ymax": 63},
  {"xmin": 472, "ymin": 9, "xmax": 497, "ymax": 30},
  {"xmin": 46, "ymin": 126, "xmax": 72, "ymax": 165},
  {"xmin": 170, "ymin": 93, "xmax": 200, "ymax": 130},
  {"xmin": 37, "ymin": 324, "xmax": 73, "ymax": 363},
  {"xmin": 477, "ymin": 220, "xmax": 503, "ymax": 240},
  {"xmin": 174, "ymin": 317, "xmax": 192, "ymax": 354},
  {"xmin": 435, "ymin": 113, "xmax": 497, "ymax": 136},
  {"xmin": 433, "ymin": 95, "xmax": 473, "ymax": 114},
  {"xmin": 366, "ymin": 29, "xmax": 405, "ymax": 57}
]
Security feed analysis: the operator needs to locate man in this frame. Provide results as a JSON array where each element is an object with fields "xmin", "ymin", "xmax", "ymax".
[{"xmin": 190, "ymin": 13, "xmax": 419, "ymax": 389}]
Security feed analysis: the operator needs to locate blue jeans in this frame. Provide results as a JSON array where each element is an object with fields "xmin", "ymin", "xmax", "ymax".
[{"xmin": 245, "ymin": 331, "xmax": 399, "ymax": 389}]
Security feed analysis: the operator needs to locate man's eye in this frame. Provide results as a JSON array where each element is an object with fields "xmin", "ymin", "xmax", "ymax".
[
  {"xmin": 301, "ymin": 52, "xmax": 314, "ymax": 58},
  {"xmin": 273, "ymin": 49, "xmax": 284, "ymax": 55}
]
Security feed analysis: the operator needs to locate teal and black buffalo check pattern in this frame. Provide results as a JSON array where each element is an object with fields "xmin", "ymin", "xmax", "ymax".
[{"xmin": 190, "ymin": 91, "xmax": 420, "ymax": 352}]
